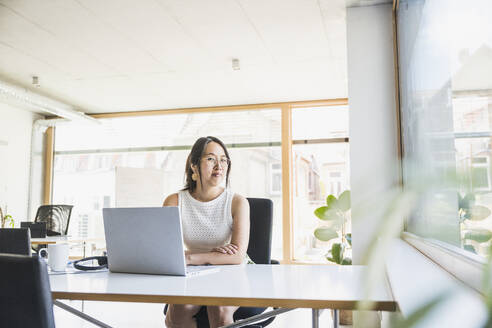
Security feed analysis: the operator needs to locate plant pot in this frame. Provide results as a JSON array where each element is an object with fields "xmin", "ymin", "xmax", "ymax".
[
  {"xmin": 340, "ymin": 310, "xmax": 353, "ymax": 325},
  {"xmin": 332, "ymin": 309, "xmax": 353, "ymax": 325}
]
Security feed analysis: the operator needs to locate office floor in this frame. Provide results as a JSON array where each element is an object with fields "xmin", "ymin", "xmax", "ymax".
[{"xmin": 54, "ymin": 300, "xmax": 350, "ymax": 327}]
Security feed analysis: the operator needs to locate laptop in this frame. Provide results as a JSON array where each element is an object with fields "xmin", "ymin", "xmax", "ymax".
[{"xmin": 102, "ymin": 207, "xmax": 219, "ymax": 277}]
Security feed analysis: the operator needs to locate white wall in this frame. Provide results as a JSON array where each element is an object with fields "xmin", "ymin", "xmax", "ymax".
[
  {"xmin": 0, "ymin": 103, "xmax": 42, "ymax": 223},
  {"xmin": 347, "ymin": 4, "xmax": 399, "ymax": 265}
]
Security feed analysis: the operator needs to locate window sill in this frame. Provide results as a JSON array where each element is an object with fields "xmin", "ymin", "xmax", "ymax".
[
  {"xmin": 385, "ymin": 238, "xmax": 487, "ymax": 325},
  {"xmin": 401, "ymin": 232, "xmax": 485, "ymax": 294}
]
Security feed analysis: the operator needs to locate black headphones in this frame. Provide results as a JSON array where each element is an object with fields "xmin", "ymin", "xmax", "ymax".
[{"xmin": 73, "ymin": 256, "xmax": 108, "ymax": 271}]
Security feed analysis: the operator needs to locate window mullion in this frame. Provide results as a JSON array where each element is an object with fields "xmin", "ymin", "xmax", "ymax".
[{"xmin": 281, "ymin": 104, "xmax": 293, "ymax": 263}]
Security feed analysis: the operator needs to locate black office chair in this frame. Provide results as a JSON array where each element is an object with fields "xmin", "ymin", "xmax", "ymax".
[
  {"xmin": 0, "ymin": 254, "xmax": 56, "ymax": 328},
  {"xmin": 0, "ymin": 227, "xmax": 31, "ymax": 255},
  {"xmin": 165, "ymin": 197, "xmax": 276, "ymax": 328},
  {"xmin": 34, "ymin": 205, "xmax": 73, "ymax": 236}
]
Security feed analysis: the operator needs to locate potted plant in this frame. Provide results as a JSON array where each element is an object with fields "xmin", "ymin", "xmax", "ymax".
[
  {"xmin": 314, "ymin": 190, "xmax": 352, "ymax": 264},
  {"xmin": 313, "ymin": 190, "xmax": 352, "ymax": 324},
  {"xmin": 458, "ymin": 192, "xmax": 492, "ymax": 253},
  {"xmin": 0, "ymin": 205, "xmax": 14, "ymax": 228}
]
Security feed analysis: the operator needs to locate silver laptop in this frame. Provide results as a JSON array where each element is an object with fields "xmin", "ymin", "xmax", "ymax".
[{"xmin": 102, "ymin": 207, "xmax": 219, "ymax": 277}]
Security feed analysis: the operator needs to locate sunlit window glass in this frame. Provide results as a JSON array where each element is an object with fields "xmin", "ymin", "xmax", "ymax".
[
  {"xmin": 291, "ymin": 106, "xmax": 350, "ymax": 262},
  {"xmin": 398, "ymin": 0, "xmax": 492, "ymax": 257}
]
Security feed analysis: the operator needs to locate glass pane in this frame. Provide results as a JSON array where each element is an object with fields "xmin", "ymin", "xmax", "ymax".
[
  {"xmin": 292, "ymin": 105, "xmax": 349, "ymax": 140},
  {"xmin": 53, "ymin": 109, "xmax": 282, "ymax": 258},
  {"xmin": 229, "ymin": 147, "xmax": 282, "ymax": 260},
  {"xmin": 292, "ymin": 105, "xmax": 350, "ymax": 262},
  {"xmin": 55, "ymin": 110, "xmax": 281, "ymax": 151},
  {"xmin": 292, "ymin": 143, "xmax": 350, "ymax": 262},
  {"xmin": 399, "ymin": 0, "xmax": 492, "ymax": 257}
]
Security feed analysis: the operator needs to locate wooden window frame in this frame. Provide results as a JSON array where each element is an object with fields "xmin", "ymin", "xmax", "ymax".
[{"xmin": 43, "ymin": 98, "xmax": 348, "ymax": 263}]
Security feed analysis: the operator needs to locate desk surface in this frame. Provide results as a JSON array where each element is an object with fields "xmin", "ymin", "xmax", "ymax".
[
  {"xmin": 50, "ymin": 264, "xmax": 396, "ymax": 311},
  {"xmin": 31, "ymin": 236, "xmax": 103, "ymax": 245}
]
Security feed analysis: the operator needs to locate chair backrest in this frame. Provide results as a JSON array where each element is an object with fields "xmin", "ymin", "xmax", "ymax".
[
  {"xmin": 35, "ymin": 205, "xmax": 73, "ymax": 236},
  {"xmin": 0, "ymin": 228, "xmax": 31, "ymax": 255},
  {"xmin": 0, "ymin": 254, "xmax": 55, "ymax": 328},
  {"xmin": 246, "ymin": 198, "xmax": 273, "ymax": 265}
]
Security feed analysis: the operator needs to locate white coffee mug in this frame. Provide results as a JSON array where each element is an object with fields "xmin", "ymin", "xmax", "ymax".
[{"xmin": 39, "ymin": 243, "xmax": 69, "ymax": 271}]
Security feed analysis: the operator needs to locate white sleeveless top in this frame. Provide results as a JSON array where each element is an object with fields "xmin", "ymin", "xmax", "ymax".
[{"xmin": 178, "ymin": 189, "xmax": 234, "ymax": 253}]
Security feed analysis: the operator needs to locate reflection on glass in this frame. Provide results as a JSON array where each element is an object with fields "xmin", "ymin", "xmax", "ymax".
[{"xmin": 399, "ymin": 0, "xmax": 492, "ymax": 257}]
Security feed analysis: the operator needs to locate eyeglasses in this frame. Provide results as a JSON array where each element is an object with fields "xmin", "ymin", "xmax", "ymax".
[{"xmin": 202, "ymin": 155, "xmax": 231, "ymax": 167}]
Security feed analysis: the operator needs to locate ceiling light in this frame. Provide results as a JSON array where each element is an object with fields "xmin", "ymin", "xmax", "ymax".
[
  {"xmin": 232, "ymin": 58, "xmax": 240, "ymax": 71},
  {"xmin": 0, "ymin": 79, "xmax": 99, "ymax": 124},
  {"xmin": 32, "ymin": 76, "xmax": 40, "ymax": 87}
]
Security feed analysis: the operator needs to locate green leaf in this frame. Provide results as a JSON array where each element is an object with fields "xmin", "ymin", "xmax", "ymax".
[
  {"xmin": 326, "ymin": 195, "xmax": 338, "ymax": 209},
  {"xmin": 326, "ymin": 255, "xmax": 337, "ymax": 263},
  {"xmin": 346, "ymin": 233, "xmax": 352, "ymax": 246},
  {"xmin": 314, "ymin": 206, "xmax": 342, "ymax": 222},
  {"xmin": 467, "ymin": 205, "xmax": 491, "ymax": 221},
  {"xmin": 341, "ymin": 257, "xmax": 352, "ymax": 265},
  {"xmin": 463, "ymin": 244, "xmax": 476, "ymax": 254},
  {"xmin": 464, "ymin": 228, "xmax": 492, "ymax": 243},
  {"xmin": 338, "ymin": 190, "xmax": 351, "ymax": 212},
  {"xmin": 331, "ymin": 243, "xmax": 345, "ymax": 264},
  {"xmin": 314, "ymin": 227, "xmax": 338, "ymax": 242},
  {"xmin": 314, "ymin": 206, "xmax": 328, "ymax": 220},
  {"xmin": 462, "ymin": 193, "xmax": 475, "ymax": 209},
  {"xmin": 457, "ymin": 192, "xmax": 464, "ymax": 208}
]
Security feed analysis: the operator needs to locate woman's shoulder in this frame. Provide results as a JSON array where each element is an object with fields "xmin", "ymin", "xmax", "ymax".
[
  {"xmin": 231, "ymin": 192, "xmax": 248, "ymax": 210},
  {"xmin": 162, "ymin": 192, "xmax": 179, "ymax": 206}
]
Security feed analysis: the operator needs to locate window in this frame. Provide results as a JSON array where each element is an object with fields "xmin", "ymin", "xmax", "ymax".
[
  {"xmin": 291, "ymin": 105, "xmax": 350, "ymax": 262},
  {"xmin": 398, "ymin": 0, "xmax": 492, "ymax": 259}
]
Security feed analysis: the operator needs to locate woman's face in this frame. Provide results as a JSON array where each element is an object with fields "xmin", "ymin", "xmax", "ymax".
[{"xmin": 193, "ymin": 142, "xmax": 229, "ymax": 189}]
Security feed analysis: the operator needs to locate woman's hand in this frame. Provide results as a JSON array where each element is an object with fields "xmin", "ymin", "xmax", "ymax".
[{"xmin": 212, "ymin": 243, "xmax": 239, "ymax": 255}]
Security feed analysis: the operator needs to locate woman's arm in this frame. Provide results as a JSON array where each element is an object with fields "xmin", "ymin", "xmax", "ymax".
[
  {"xmin": 186, "ymin": 194, "xmax": 250, "ymax": 265},
  {"xmin": 164, "ymin": 193, "xmax": 193, "ymax": 254}
]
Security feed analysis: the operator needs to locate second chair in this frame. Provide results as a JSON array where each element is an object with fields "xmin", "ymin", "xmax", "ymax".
[{"xmin": 34, "ymin": 204, "xmax": 73, "ymax": 236}]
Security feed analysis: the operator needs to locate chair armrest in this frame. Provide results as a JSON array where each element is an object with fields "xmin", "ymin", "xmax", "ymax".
[{"xmin": 270, "ymin": 259, "xmax": 280, "ymax": 265}]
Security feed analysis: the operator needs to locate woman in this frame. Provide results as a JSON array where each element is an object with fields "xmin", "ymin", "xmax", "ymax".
[{"xmin": 163, "ymin": 136, "xmax": 250, "ymax": 328}]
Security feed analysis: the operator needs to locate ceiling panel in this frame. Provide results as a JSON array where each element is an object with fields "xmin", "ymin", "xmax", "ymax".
[
  {"xmin": 1, "ymin": 0, "xmax": 163, "ymax": 74},
  {"xmin": 0, "ymin": 3, "xmax": 115, "ymax": 78},
  {"xmin": 237, "ymin": 0, "xmax": 332, "ymax": 63},
  {"xmin": 158, "ymin": 0, "xmax": 273, "ymax": 66},
  {"xmin": 78, "ymin": 0, "xmax": 208, "ymax": 71}
]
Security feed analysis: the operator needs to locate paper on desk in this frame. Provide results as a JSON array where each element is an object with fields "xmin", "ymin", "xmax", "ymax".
[{"xmin": 48, "ymin": 263, "xmax": 108, "ymax": 275}]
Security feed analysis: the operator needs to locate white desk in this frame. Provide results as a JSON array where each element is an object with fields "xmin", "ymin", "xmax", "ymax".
[
  {"xmin": 50, "ymin": 264, "xmax": 395, "ymax": 328},
  {"xmin": 31, "ymin": 236, "xmax": 103, "ymax": 245}
]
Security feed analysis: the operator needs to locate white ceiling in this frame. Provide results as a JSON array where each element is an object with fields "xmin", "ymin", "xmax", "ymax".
[{"xmin": 0, "ymin": 0, "xmax": 360, "ymax": 114}]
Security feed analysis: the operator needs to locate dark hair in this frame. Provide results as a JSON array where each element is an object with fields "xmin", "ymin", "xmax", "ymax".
[{"xmin": 183, "ymin": 136, "xmax": 231, "ymax": 192}]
